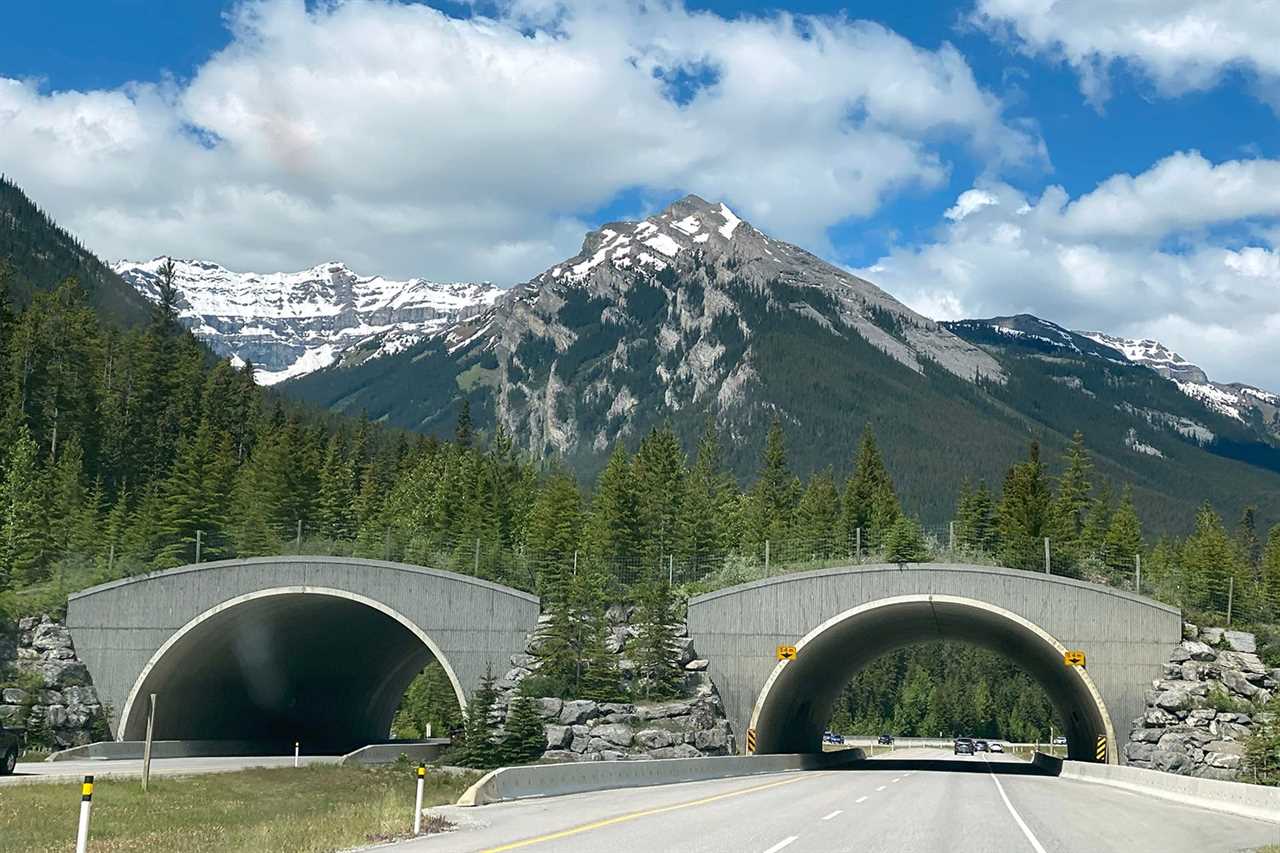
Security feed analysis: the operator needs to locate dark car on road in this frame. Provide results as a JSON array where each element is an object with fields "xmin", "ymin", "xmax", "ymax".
[
  {"xmin": 1, "ymin": 727, "xmax": 21, "ymax": 775},
  {"xmin": 974, "ymin": 739, "xmax": 989, "ymax": 752},
  {"xmin": 822, "ymin": 731, "xmax": 845, "ymax": 745},
  {"xmin": 877, "ymin": 734, "xmax": 894, "ymax": 745},
  {"xmin": 953, "ymin": 737, "xmax": 975, "ymax": 755}
]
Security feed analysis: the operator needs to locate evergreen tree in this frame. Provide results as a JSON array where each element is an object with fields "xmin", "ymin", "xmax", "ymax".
[
  {"xmin": 455, "ymin": 399, "xmax": 473, "ymax": 448},
  {"xmin": 1238, "ymin": 507, "xmax": 1262, "ymax": 570},
  {"xmin": 154, "ymin": 419, "xmax": 235, "ymax": 566},
  {"xmin": 526, "ymin": 469, "xmax": 582, "ymax": 595},
  {"xmin": 317, "ymin": 432, "xmax": 357, "ymax": 541},
  {"xmin": 1050, "ymin": 432, "xmax": 1093, "ymax": 565},
  {"xmin": 883, "ymin": 515, "xmax": 927, "ymax": 564},
  {"xmin": 1080, "ymin": 482, "xmax": 1114, "ymax": 559},
  {"xmin": 499, "ymin": 687, "xmax": 549, "ymax": 765},
  {"xmin": 1181, "ymin": 503, "xmax": 1247, "ymax": 616},
  {"xmin": 632, "ymin": 423, "xmax": 687, "ymax": 570},
  {"xmin": 795, "ymin": 469, "xmax": 841, "ymax": 558},
  {"xmin": 955, "ymin": 480, "xmax": 998, "ymax": 555},
  {"xmin": 996, "ymin": 442, "xmax": 1053, "ymax": 572},
  {"xmin": 574, "ymin": 564, "xmax": 622, "ymax": 702},
  {"xmin": 841, "ymin": 425, "xmax": 899, "ymax": 550},
  {"xmin": 746, "ymin": 417, "xmax": 797, "ymax": 558},
  {"xmin": 583, "ymin": 444, "xmax": 641, "ymax": 584},
  {"xmin": 1, "ymin": 425, "xmax": 49, "ymax": 586},
  {"xmin": 1103, "ymin": 486, "xmax": 1144, "ymax": 575},
  {"xmin": 1262, "ymin": 526, "xmax": 1280, "ymax": 617},
  {"xmin": 631, "ymin": 577, "xmax": 683, "ymax": 699},
  {"xmin": 677, "ymin": 418, "xmax": 731, "ymax": 578},
  {"xmin": 392, "ymin": 661, "xmax": 462, "ymax": 739},
  {"xmin": 459, "ymin": 663, "xmax": 500, "ymax": 769}
]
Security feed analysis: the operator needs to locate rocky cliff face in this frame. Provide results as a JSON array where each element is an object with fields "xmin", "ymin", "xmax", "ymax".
[
  {"xmin": 0, "ymin": 617, "xmax": 107, "ymax": 749},
  {"xmin": 490, "ymin": 603, "xmax": 736, "ymax": 761},
  {"xmin": 1125, "ymin": 624, "xmax": 1277, "ymax": 780}
]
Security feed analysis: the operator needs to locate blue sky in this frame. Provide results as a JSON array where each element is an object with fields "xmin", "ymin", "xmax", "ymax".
[{"xmin": 2, "ymin": 0, "xmax": 1279, "ymax": 387}]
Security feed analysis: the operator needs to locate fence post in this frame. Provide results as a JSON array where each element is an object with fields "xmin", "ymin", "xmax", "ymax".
[
  {"xmin": 474, "ymin": 538, "xmax": 480, "ymax": 574},
  {"xmin": 1227, "ymin": 576, "xmax": 1234, "ymax": 626},
  {"xmin": 383, "ymin": 528, "xmax": 391, "ymax": 560},
  {"xmin": 1044, "ymin": 537, "xmax": 1051, "ymax": 574},
  {"xmin": 75, "ymin": 775, "xmax": 94, "ymax": 853},
  {"xmin": 1135, "ymin": 553, "xmax": 1141, "ymax": 594},
  {"xmin": 764, "ymin": 540, "xmax": 770, "ymax": 574},
  {"xmin": 949, "ymin": 521, "xmax": 955, "ymax": 551},
  {"xmin": 108, "ymin": 543, "xmax": 115, "ymax": 575},
  {"xmin": 141, "ymin": 694, "xmax": 156, "ymax": 792},
  {"xmin": 572, "ymin": 550, "xmax": 578, "ymax": 577},
  {"xmin": 195, "ymin": 530, "xmax": 203, "ymax": 564},
  {"xmin": 856, "ymin": 528, "xmax": 862, "ymax": 560},
  {"xmin": 296, "ymin": 520, "xmax": 303, "ymax": 551},
  {"xmin": 668, "ymin": 554, "xmax": 674, "ymax": 586}
]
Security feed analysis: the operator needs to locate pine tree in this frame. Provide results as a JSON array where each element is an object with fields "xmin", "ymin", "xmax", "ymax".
[
  {"xmin": 883, "ymin": 515, "xmax": 927, "ymax": 564},
  {"xmin": 795, "ymin": 469, "xmax": 841, "ymax": 558},
  {"xmin": 955, "ymin": 480, "xmax": 998, "ymax": 555},
  {"xmin": 1262, "ymin": 526, "xmax": 1280, "ymax": 618},
  {"xmin": 1080, "ymin": 482, "xmax": 1114, "ymax": 559},
  {"xmin": 677, "ymin": 418, "xmax": 731, "ymax": 578},
  {"xmin": 632, "ymin": 423, "xmax": 687, "ymax": 570},
  {"xmin": 583, "ymin": 444, "xmax": 641, "ymax": 584},
  {"xmin": 499, "ymin": 687, "xmax": 549, "ymax": 765},
  {"xmin": 1050, "ymin": 432, "xmax": 1093, "ymax": 565},
  {"xmin": 526, "ymin": 469, "xmax": 582, "ymax": 595},
  {"xmin": 574, "ymin": 564, "xmax": 622, "ymax": 702},
  {"xmin": 459, "ymin": 663, "xmax": 500, "ymax": 769},
  {"xmin": 1238, "ymin": 507, "xmax": 1262, "ymax": 570},
  {"xmin": 746, "ymin": 417, "xmax": 797, "ymax": 558},
  {"xmin": 996, "ymin": 442, "xmax": 1052, "ymax": 572},
  {"xmin": 841, "ymin": 425, "xmax": 899, "ymax": 550},
  {"xmin": 154, "ymin": 419, "xmax": 235, "ymax": 567},
  {"xmin": 455, "ymin": 399, "xmax": 473, "ymax": 448},
  {"xmin": 317, "ymin": 431, "xmax": 356, "ymax": 541},
  {"xmin": 631, "ymin": 577, "xmax": 683, "ymax": 699},
  {"xmin": 1, "ymin": 425, "xmax": 49, "ymax": 586},
  {"xmin": 1103, "ymin": 486, "xmax": 1144, "ymax": 575},
  {"xmin": 1181, "ymin": 503, "xmax": 1247, "ymax": 616}
]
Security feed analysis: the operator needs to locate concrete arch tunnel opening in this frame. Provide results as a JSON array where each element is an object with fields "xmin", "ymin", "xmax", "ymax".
[
  {"xmin": 749, "ymin": 594, "xmax": 1116, "ymax": 763},
  {"xmin": 118, "ymin": 588, "xmax": 465, "ymax": 752}
]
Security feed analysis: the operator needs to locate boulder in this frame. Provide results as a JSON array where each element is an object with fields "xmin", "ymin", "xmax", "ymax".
[
  {"xmin": 645, "ymin": 746, "xmax": 682, "ymax": 760},
  {"xmin": 1128, "ymin": 728, "xmax": 1163, "ymax": 743},
  {"xmin": 30, "ymin": 621, "xmax": 73, "ymax": 653},
  {"xmin": 559, "ymin": 700, "xmax": 600, "ymax": 726},
  {"xmin": 598, "ymin": 750, "xmax": 629, "ymax": 762},
  {"xmin": 693, "ymin": 725, "xmax": 730, "ymax": 753},
  {"xmin": 638, "ymin": 700, "xmax": 694, "ymax": 721},
  {"xmin": 635, "ymin": 729, "xmax": 675, "ymax": 750},
  {"xmin": 544, "ymin": 724, "xmax": 571, "ymax": 750},
  {"xmin": 536, "ymin": 698, "xmax": 564, "ymax": 719},
  {"xmin": 1154, "ymin": 688, "xmax": 1196, "ymax": 712},
  {"xmin": 61, "ymin": 686, "xmax": 99, "ymax": 706},
  {"xmin": 1150, "ymin": 749, "xmax": 1193, "ymax": 774},
  {"xmin": 1180, "ymin": 641, "xmax": 1217, "ymax": 662},
  {"xmin": 605, "ymin": 626, "xmax": 629, "ymax": 654},
  {"xmin": 684, "ymin": 659, "xmax": 709, "ymax": 672},
  {"xmin": 599, "ymin": 702, "xmax": 637, "ymax": 717},
  {"xmin": 1221, "ymin": 669, "xmax": 1261, "ymax": 699},
  {"xmin": 44, "ymin": 704, "xmax": 68, "ymax": 728},
  {"xmin": 0, "ymin": 705, "xmax": 26, "ymax": 726},
  {"xmin": 510, "ymin": 653, "xmax": 536, "ymax": 669},
  {"xmin": 1206, "ymin": 751, "xmax": 1242, "ymax": 770},
  {"xmin": 569, "ymin": 727, "xmax": 591, "ymax": 753},
  {"xmin": 1, "ymin": 688, "xmax": 28, "ymax": 704},
  {"xmin": 1200, "ymin": 627, "xmax": 1224, "ymax": 645},
  {"xmin": 541, "ymin": 750, "xmax": 579, "ymax": 763},
  {"xmin": 1222, "ymin": 631, "xmax": 1257, "ymax": 654},
  {"xmin": 591, "ymin": 723, "xmax": 635, "ymax": 748},
  {"xmin": 674, "ymin": 636, "xmax": 696, "ymax": 666},
  {"xmin": 1182, "ymin": 622, "xmax": 1198, "ymax": 640},
  {"xmin": 671, "ymin": 744, "xmax": 701, "ymax": 758}
]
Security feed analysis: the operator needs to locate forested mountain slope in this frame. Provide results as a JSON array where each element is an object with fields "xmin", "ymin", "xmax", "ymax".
[
  {"xmin": 288, "ymin": 197, "xmax": 1280, "ymax": 533},
  {"xmin": 1, "ymin": 176, "xmax": 151, "ymax": 327}
]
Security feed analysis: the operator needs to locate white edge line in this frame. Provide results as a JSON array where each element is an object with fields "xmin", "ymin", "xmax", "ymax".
[
  {"xmin": 763, "ymin": 836, "xmax": 799, "ymax": 853},
  {"xmin": 988, "ymin": 764, "xmax": 1049, "ymax": 853}
]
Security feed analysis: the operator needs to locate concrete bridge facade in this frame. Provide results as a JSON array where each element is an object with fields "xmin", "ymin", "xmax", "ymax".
[
  {"xmin": 687, "ymin": 564, "xmax": 1183, "ymax": 763},
  {"xmin": 65, "ymin": 556, "xmax": 540, "ymax": 751}
]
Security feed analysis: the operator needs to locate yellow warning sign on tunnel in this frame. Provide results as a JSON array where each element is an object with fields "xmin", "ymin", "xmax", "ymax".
[
  {"xmin": 746, "ymin": 728, "xmax": 757, "ymax": 754},
  {"xmin": 1064, "ymin": 650, "xmax": 1086, "ymax": 667},
  {"xmin": 776, "ymin": 645, "xmax": 797, "ymax": 661}
]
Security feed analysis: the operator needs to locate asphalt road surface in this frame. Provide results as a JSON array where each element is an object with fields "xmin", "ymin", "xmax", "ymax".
[
  {"xmin": 1, "ymin": 754, "xmax": 340, "ymax": 785},
  {"xmin": 390, "ymin": 749, "xmax": 1279, "ymax": 853}
]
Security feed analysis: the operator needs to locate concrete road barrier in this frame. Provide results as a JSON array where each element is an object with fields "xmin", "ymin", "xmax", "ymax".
[
  {"xmin": 47, "ymin": 740, "xmax": 271, "ymax": 761},
  {"xmin": 1033, "ymin": 753, "xmax": 1280, "ymax": 824},
  {"xmin": 339, "ymin": 740, "xmax": 450, "ymax": 766},
  {"xmin": 458, "ymin": 749, "xmax": 866, "ymax": 806}
]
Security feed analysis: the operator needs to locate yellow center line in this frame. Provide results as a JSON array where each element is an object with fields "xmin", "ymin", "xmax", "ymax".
[{"xmin": 475, "ymin": 773, "xmax": 817, "ymax": 853}]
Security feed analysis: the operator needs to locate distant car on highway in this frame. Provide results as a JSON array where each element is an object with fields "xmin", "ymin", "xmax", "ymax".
[
  {"xmin": 822, "ymin": 731, "xmax": 844, "ymax": 744},
  {"xmin": 1, "ymin": 728, "xmax": 21, "ymax": 775},
  {"xmin": 953, "ymin": 738, "xmax": 975, "ymax": 755},
  {"xmin": 974, "ymin": 739, "xmax": 989, "ymax": 752},
  {"xmin": 989, "ymin": 742, "xmax": 1005, "ymax": 753},
  {"xmin": 877, "ymin": 734, "xmax": 894, "ymax": 745},
  {"xmin": 1052, "ymin": 735, "xmax": 1067, "ymax": 745}
]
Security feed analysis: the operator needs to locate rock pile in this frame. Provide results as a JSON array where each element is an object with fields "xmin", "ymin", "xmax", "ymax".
[
  {"xmin": 1124, "ymin": 624, "xmax": 1277, "ymax": 780},
  {"xmin": 0, "ymin": 616, "xmax": 106, "ymax": 749},
  {"xmin": 491, "ymin": 604, "xmax": 737, "ymax": 761}
]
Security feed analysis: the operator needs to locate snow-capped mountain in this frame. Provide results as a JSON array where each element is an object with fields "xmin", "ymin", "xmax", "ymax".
[
  {"xmin": 1079, "ymin": 331, "xmax": 1280, "ymax": 438},
  {"xmin": 112, "ymin": 258, "xmax": 503, "ymax": 384}
]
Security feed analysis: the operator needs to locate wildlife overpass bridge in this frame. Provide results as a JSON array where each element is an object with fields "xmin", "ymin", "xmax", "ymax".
[
  {"xmin": 66, "ymin": 556, "xmax": 539, "ymax": 751},
  {"xmin": 687, "ymin": 564, "xmax": 1183, "ymax": 763}
]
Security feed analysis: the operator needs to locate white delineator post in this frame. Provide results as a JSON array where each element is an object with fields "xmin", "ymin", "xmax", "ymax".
[
  {"xmin": 294, "ymin": 741, "xmax": 300, "ymax": 768},
  {"xmin": 141, "ymin": 693, "xmax": 156, "ymax": 793},
  {"xmin": 413, "ymin": 765, "xmax": 426, "ymax": 835},
  {"xmin": 75, "ymin": 775, "xmax": 94, "ymax": 853}
]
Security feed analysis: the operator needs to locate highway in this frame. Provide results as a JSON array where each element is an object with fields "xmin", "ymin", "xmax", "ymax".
[
  {"xmin": 1, "ymin": 754, "xmax": 340, "ymax": 786},
  {"xmin": 391, "ymin": 749, "xmax": 1279, "ymax": 853}
]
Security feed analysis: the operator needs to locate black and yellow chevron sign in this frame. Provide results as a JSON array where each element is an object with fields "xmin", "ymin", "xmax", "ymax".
[
  {"xmin": 1095, "ymin": 734, "xmax": 1107, "ymax": 762},
  {"xmin": 746, "ymin": 728, "xmax": 757, "ymax": 754},
  {"xmin": 1063, "ymin": 650, "xmax": 1086, "ymax": 667}
]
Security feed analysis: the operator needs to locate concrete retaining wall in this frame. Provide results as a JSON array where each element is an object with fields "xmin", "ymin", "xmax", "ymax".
[
  {"xmin": 458, "ymin": 749, "xmax": 866, "ymax": 806},
  {"xmin": 339, "ymin": 740, "xmax": 451, "ymax": 766},
  {"xmin": 47, "ymin": 740, "xmax": 275, "ymax": 761},
  {"xmin": 1033, "ymin": 753, "xmax": 1280, "ymax": 824}
]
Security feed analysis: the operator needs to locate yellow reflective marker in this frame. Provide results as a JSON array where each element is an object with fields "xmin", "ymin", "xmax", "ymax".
[
  {"xmin": 417, "ymin": 765, "xmax": 426, "ymax": 778},
  {"xmin": 746, "ymin": 728, "xmax": 757, "ymax": 754},
  {"xmin": 1095, "ymin": 735, "xmax": 1107, "ymax": 762},
  {"xmin": 81, "ymin": 779, "xmax": 94, "ymax": 800},
  {"xmin": 1063, "ymin": 650, "xmax": 1086, "ymax": 667},
  {"xmin": 776, "ymin": 645, "xmax": 797, "ymax": 661}
]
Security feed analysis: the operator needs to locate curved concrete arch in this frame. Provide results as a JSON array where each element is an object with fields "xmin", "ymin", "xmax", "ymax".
[
  {"xmin": 117, "ymin": 586, "xmax": 468, "ymax": 743},
  {"xmin": 747, "ymin": 594, "xmax": 1117, "ymax": 762},
  {"xmin": 66, "ymin": 556, "xmax": 541, "ymax": 746}
]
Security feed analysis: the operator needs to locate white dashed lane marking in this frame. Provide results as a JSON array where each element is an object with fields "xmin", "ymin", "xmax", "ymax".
[
  {"xmin": 855, "ymin": 796, "xmax": 869, "ymax": 803},
  {"xmin": 762, "ymin": 836, "xmax": 799, "ymax": 853},
  {"xmin": 821, "ymin": 810, "xmax": 842, "ymax": 821}
]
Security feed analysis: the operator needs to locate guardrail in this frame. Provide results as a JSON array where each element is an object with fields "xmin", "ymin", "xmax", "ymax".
[
  {"xmin": 458, "ymin": 749, "xmax": 867, "ymax": 806},
  {"xmin": 1033, "ymin": 753, "xmax": 1280, "ymax": 824}
]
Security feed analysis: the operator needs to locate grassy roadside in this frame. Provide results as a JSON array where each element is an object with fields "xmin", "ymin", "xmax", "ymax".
[{"xmin": 0, "ymin": 763, "xmax": 478, "ymax": 853}]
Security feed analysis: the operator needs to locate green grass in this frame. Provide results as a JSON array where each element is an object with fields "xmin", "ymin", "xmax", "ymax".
[{"xmin": 0, "ymin": 764, "xmax": 479, "ymax": 853}]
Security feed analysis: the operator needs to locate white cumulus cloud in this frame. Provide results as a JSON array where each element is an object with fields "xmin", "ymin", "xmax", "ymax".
[
  {"xmin": 861, "ymin": 150, "xmax": 1280, "ymax": 389},
  {"xmin": 972, "ymin": 0, "xmax": 1280, "ymax": 109},
  {"xmin": 0, "ymin": 0, "xmax": 1039, "ymax": 284}
]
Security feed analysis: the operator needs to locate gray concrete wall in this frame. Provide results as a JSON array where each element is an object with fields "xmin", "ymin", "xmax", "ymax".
[
  {"xmin": 65, "ymin": 556, "xmax": 541, "ymax": 737},
  {"xmin": 687, "ymin": 564, "xmax": 1182, "ymax": 759}
]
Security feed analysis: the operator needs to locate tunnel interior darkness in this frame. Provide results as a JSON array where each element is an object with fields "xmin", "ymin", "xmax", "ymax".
[
  {"xmin": 751, "ymin": 595, "xmax": 1114, "ymax": 763},
  {"xmin": 119, "ymin": 591, "xmax": 451, "ymax": 752}
]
